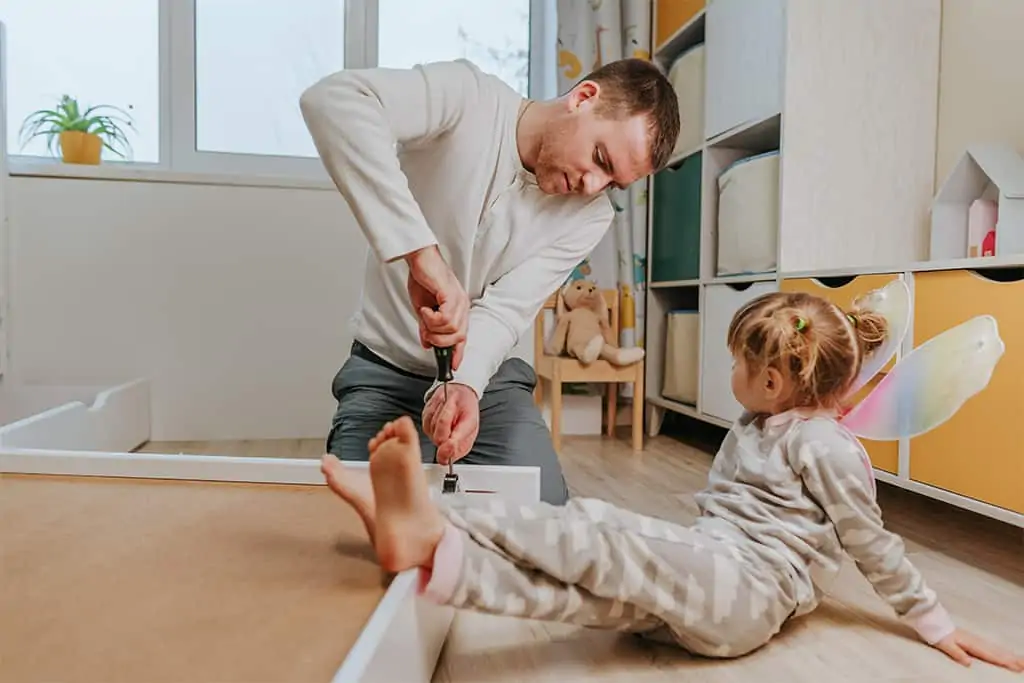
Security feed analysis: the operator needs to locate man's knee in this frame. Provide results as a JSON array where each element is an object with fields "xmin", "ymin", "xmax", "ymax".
[
  {"xmin": 325, "ymin": 354, "xmax": 431, "ymax": 461},
  {"xmin": 326, "ymin": 385, "xmax": 397, "ymax": 461}
]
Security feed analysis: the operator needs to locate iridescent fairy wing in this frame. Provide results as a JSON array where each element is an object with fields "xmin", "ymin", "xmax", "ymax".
[
  {"xmin": 843, "ymin": 279, "xmax": 912, "ymax": 399},
  {"xmin": 840, "ymin": 314, "xmax": 1005, "ymax": 441}
]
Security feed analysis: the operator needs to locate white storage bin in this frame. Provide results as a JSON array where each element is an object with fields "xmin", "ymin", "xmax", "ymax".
[
  {"xmin": 704, "ymin": 0, "xmax": 786, "ymax": 140},
  {"xmin": 716, "ymin": 150, "xmax": 780, "ymax": 275},
  {"xmin": 668, "ymin": 43, "xmax": 705, "ymax": 158},
  {"xmin": 700, "ymin": 281, "xmax": 778, "ymax": 423},
  {"xmin": 662, "ymin": 309, "xmax": 700, "ymax": 404}
]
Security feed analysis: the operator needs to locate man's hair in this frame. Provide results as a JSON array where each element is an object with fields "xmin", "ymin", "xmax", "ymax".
[{"xmin": 580, "ymin": 58, "xmax": 680, "ymax": 171}]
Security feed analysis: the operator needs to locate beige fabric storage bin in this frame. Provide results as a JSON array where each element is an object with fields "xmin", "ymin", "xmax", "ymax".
[
  {"xmin": 668, "ymin": 44, "xmax": 705, "ymax": 158},
  {"xmin": 662, "ymin": 310, "xmax": 700, "ymax": 405},
  {"xmin": 716, "ymin": 150, "xmax": 780, "ymax": 276}
]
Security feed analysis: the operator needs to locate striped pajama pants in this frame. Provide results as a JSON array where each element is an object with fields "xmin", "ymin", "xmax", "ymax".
[{"xmin": 419, "ymin": 496, "xmax": 798, "ymax": 658}]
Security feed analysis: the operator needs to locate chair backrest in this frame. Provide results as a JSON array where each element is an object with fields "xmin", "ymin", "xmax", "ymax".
[{"xmin": 533, "ymin": 286, "xmax": 620, "ymax": 360}]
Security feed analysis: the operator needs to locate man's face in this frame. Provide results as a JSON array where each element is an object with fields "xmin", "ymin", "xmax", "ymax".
[{"xmin": 534, "ymin": 82, "xmax": 654, "ymax": 197}]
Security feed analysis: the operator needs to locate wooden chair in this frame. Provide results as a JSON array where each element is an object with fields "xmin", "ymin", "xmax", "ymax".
[{"xmin": 533, "ymin": 289, "xmax": 644, "ymax": 453}]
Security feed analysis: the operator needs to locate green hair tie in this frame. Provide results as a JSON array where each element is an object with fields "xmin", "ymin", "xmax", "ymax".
[{"xmin": 795, "ymin": 317, "xmax": 807, "ymax": 331}]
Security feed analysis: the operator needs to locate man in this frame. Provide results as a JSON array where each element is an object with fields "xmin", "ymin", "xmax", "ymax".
[{"xmin": 300, "ymin": 57, "xmax": 679, "ymax": 505}]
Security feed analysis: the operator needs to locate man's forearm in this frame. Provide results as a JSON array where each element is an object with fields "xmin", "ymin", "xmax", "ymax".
[{"xmin": 447, "ymin": 306, "xmax": 520, "ymax": 398}]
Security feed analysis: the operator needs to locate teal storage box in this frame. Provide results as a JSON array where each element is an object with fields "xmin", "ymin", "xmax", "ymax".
[{"xmin": 651, "ymin": 151, "xmax": 702, "ymax": 282}]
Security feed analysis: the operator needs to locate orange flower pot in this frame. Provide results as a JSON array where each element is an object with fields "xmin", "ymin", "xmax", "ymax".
[{"xmin": 59, "ymin": 131, "xmax": 103, "ymax": 165}]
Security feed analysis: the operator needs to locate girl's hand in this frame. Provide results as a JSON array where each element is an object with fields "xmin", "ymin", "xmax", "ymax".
[{"xmin": 934, "ymin": 629, "xmax": 1024, "ymax": 672}]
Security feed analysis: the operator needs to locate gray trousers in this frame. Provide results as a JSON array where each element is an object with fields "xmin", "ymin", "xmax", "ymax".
[{"xmin": 325, "ymin": 343, "xmax": 569, "ymax": 505}]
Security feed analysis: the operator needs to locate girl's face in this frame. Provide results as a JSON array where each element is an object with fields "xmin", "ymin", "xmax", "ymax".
[{"xmin": 731, "ymin": 355, "xmax": 791, "ymax": 414}]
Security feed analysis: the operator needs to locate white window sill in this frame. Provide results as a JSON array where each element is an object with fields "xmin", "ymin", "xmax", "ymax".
[{"xmin": 8, "ymin": 159, "xmax": 338, "ymax": 192}]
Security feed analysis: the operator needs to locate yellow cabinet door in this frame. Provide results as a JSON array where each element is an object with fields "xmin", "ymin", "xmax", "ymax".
[
  {"xmin": 910, "ymin": 270, "xmax": 1024, "ymax": 515},
  {"xmin": 656, "ymin": 0, "xmax": 705, "ymax": 50},
  {"xmin": 779, "ymin": 275, "xmax": 901, "ymax": 474}
]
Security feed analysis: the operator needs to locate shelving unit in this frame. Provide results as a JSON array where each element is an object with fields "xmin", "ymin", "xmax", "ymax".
[{"xmin": 642, "ymin": 0, "xmax": 1024, "ymax": 528}]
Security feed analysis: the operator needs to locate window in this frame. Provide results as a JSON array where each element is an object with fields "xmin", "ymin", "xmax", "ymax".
[
  {"xmin": 3, "ymin": 0, "xmax": 551, "ymax": 180},
  {"xmin": 194, "ymin": 0, "xmax": 346, "ymax": 158},
  {"xmin": 377, "ymin": 0, "xmax": 531, "ymax": 97},
  {"xmin": 0, "ymin": 0, "xmax": 160, "ymax": 163}
]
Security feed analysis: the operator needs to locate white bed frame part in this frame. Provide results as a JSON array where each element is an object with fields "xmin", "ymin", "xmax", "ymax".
[{"xmin": 0, "ymin": 378, "xmax": 542, "ymax": 683}]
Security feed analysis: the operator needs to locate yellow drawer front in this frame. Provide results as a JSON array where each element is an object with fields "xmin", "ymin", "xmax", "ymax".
[
  {"xmin": 910, "ymin": 270, "xmax": 1024, "ymax": 515},
  {"xmin": 780, "ymin": 275, "xmax": 901, "ymax": 473},
  {"xmin": 656, "ymin": 0, "xmax": 705, "ymax": 49}
]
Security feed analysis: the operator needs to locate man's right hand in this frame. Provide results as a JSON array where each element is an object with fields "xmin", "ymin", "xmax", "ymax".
[{"xmin": 405, "ymin": 246, "xmax": 469, "ymax": 370}]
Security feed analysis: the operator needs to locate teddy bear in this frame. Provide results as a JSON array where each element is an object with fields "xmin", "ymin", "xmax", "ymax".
[{"xmin": 544, "ymin": 279, "xmax": 645, "ymax": 366}]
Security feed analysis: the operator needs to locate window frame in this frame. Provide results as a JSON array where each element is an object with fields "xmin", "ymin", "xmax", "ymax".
[{"xmin": 7, "ymin": 0, "xmax": 555, "ymax": 188}]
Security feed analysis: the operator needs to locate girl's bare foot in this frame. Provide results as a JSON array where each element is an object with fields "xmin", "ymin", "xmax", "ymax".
[
  {"xmin": 369, "ymin": 416, "xmax": 446, "ymax": 574},
  {"xmin": 320, "ymin": 454, "xmax": 376, "ymax": 542}
]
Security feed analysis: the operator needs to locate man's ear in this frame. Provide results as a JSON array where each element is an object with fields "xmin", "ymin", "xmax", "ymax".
[{"xmin": 568, "ymin": 80, "xmax": 600, "ymax": 112}]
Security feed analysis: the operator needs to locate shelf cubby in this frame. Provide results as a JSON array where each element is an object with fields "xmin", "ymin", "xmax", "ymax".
[
  {"xmin": 650, "ymin": 151, "xmax": 702, "ymax": 284},
  {"xmin": 644, "ymin": 285, "xmax": 700, "ymax": 414}
]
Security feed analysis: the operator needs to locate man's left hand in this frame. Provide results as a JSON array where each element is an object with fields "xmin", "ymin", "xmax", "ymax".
[{"xmin": 423, "ymin": 383, "xmax": 480, "ymax": 465}]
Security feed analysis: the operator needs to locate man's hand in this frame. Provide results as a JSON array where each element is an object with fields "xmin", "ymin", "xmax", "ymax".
[
  {"xmin": 405, "ymin": 246, "xmax": 469, "ymax": 370},
  {"xmin": 422, "ymin": 383, "xmax": 480, "ymax": 465},
  {"xmin": 933, "ymin": 629, "xmax": 1023, "ymax": 672}
]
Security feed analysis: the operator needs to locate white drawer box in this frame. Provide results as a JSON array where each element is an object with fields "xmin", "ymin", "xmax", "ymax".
[{"xmin": 700, "ymin": 281, "xmax": 778, "ymax": 423}]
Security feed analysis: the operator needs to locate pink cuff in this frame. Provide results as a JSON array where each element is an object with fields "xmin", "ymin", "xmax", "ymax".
[
  {"xmin": 908, "ymin": 603, "xmax": 956, "ymax": 644},
  {"xmin": 417, "ymin": 523, "xmax": 464, "ymax": 604}
]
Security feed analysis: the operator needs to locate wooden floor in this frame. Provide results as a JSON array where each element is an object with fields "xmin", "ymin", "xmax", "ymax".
[{"xmin": 138, "ymin": 430, "xmax": 1024, "ymax": 682}]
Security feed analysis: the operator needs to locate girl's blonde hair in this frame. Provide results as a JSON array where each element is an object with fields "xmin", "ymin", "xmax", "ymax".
[{"xmin": 726, "ymin": 290, "xmax": 889, "ymax": 411}]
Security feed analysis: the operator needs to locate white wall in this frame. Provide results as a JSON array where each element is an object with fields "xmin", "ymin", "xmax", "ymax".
[
  {"xmin": 5, "ymin": 175, "xmax": 535, "ymax": 441},
  {"xmin": 6, "ymin": 177, "xmax": 356, "ymax": 440}
]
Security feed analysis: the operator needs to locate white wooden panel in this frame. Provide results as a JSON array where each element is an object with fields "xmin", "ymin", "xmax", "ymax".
[
  {"xmin": 700, "ymin": 281, "xmax": 778, "ymax": 423},
  {"xmin": 777, "ymin": 0, "xmax": 941, "ymax": 273},
  {"xmin": 935, "ymin": 0, "xmax": 1024, "ymax": 190},
  {"xmin": 704, "ymin": 0, "xmax": 786, "ymax": 140},
  {"xmin": 0, "ymin": 379, "xmax": 150, "ymax": 451},
  {"xmin": 0, "ymin": 449, "xmax": 542, "ymax": 505},
  {"xmin": 336, "ymin": 570, "xmax": 454, "ymax": 683}
]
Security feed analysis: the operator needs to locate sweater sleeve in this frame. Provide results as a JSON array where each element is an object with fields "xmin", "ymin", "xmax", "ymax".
[
  {"xmin": 792, "ymin": 420, "xmax": 956, "ymax": 645},
  {"xmin": 299, "ymin": 60, "xmax": 482, "ymax": 264},
  {"xmin": 441, "ymin": 198, "xmax": 615, "ymax": 399}
]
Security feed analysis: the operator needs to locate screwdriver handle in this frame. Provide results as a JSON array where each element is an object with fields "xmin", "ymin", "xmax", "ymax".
[
  {"xmin": 433, "ymin": 346, "xmax": 454, "ymax": 383},
  {"xmin": 429, "ymin": 304, "xmax": 454, "ymax": 383}
]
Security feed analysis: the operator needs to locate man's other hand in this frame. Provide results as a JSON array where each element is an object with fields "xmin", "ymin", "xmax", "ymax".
[
  {"xmin": 422, "ymin": 383, "xmax": 480, "ymax": 465},
  {"xmin": 405, "ymin": 246, "xmax": 469, "ymax": 370}
]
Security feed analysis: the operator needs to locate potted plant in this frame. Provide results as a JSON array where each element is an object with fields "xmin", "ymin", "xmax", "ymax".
[{"xmin": 18, "ymin": 95, "xmax": 135, "ymax": 165}]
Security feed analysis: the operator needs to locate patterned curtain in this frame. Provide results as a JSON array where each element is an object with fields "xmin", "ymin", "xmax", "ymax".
[{"xmin": 556, "ymin": 0, "xmax": 651, "ymax": 397}]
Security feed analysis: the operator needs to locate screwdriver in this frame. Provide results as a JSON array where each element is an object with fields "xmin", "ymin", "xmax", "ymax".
[{"xmin": 431, "ymin": 312, "xmax": 459, "ymax": 494}]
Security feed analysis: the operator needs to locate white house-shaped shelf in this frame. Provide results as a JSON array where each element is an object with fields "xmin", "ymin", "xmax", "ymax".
[{"xmin": 931, "ymin": 144, "xmax": 1024, "ymax": 260}]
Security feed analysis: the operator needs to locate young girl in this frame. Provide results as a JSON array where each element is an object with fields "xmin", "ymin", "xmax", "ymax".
[{"xmin": 321, "ymin": 291, "xmax": 1023, "ymax": 672}]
